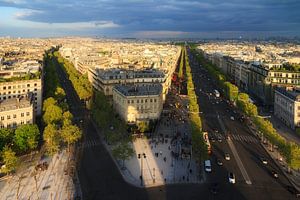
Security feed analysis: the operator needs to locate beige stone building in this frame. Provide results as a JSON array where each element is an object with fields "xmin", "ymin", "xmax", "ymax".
[
  {"xmin": 274, "ymin": 87, "xmax": 300, "ymax": 129},
  {"xmin": 89, "ymin": 68, "xmax": 168, "ymax": 98},
  {"xmin": 0, "ymin": 79, "xmax": 42, "ymax": 115},
  {"xmin": 0, "ymin": 95, "xmax": 34, "ymax": 129},
  {"xmin": 113, "ymin": 84, "xmax": 163, "ymax": 124}
]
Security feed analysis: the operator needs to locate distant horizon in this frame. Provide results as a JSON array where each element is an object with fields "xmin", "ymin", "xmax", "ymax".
[{"xmin": 1, "ymin": 0, "xmax": 299, "ymax": 38}]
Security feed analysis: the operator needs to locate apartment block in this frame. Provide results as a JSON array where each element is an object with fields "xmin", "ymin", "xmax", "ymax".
[
  {"xmin": 0, "ymin": 95, "xmax": 34, "ymax": 129},
  {"xmin": 274, "ymin": 87, "xmax": 300, "ymax": 129},
  {"xmin": 113, "ymin": 84, "xmax": 163, "ymax": 124}
]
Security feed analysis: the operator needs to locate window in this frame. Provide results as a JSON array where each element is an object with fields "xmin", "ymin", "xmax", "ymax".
[
  {"xmin": 27, "ymin": 84, "xmax": 30, "ymax": 87},
  {"xmin": 1, "ymin": 116, "xmax": 4, "ymax": 120},
  {"xmin": 137, "ymin": 100, "xmax": 139, "ymax": 103},
  {"xmin": 34, "ymin": 83, "xmax": 37, "ymax": 86},
  {"xmin": 150, "ymin": 99, "xmax": 153, "ymax": 103},
  {"xmin": 13, "ymin": 114, "xmax": 16, "ymax": 118},
  {"xmin": 26, "ymin": 112, "xmax": 30, "ymax": 116},
  {"xmin": 3, "ymin": 86, "xmax": 6, "ymax": 90},
  {"xmin": 145, "ymin": 99, "xmax": 148, "ymax": 103},
  {"xmin": 154, "ymin": 99, "xmax": 157, "ymax": 103},
  {"xmin": 131, "ymin": 100, "xmax": 134, "ymax": 104},
  {"xmin": 141, "ymin": 99, "xmax": 143, "ymax": 103},
  {"xmin": 7, "ymin": 115, "xmax": 10, "ymax": 120},
  {"xmin": 128, "ymin": 100, "xmax": 130, "ymax": 104},
  {"xmin": 21, "ymin": 113, "xmax": 24, "ymax": 117}
]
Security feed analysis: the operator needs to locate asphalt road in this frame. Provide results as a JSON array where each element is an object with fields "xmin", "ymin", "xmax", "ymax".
[
  {"xmin": 52, "ymin": 50, "xmax": 297, "ymax": 200},
  {"xmin": 186, "ymin": 47, "xmax": 296, "ymax": 200}
]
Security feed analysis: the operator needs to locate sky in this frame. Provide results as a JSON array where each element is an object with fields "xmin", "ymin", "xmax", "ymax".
[{"xmin": 0, "ymin": 0, "xmax": 299, "ymax": 38}]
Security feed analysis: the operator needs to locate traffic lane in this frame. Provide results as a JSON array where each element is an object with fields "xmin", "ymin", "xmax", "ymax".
[
  {"xmin": 78, "ymin": 121, "xmax": 149, "ymax": 199},
  {"xmin": 222, "ymin": 116, "xmax": 293, "ymax": 195}
]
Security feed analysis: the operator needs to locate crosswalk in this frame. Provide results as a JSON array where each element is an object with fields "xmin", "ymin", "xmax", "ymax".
[
  {"xmin": 212, "ymin": 132, "xmax": 258, "ymax": 143},
  {"xmin": 83, "ymin": 139, "xmax": 100, "ymax": 148}
]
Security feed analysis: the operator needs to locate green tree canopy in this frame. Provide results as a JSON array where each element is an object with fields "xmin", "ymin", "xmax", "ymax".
[
  {"xmin": 1, "ymin": 146, "xmax": 19, "ymax": 174},
  {"xmin": 0, "ymin": 128, "xmax": 14, "ymax": 151},
  {"xmin": 43, "ymin": 104, "xmax": 63, "ymax": 125},
  {"xmin": 43, "ymin": 97, "xmax": 57, "ymax": 112},
  {"xmin": 112, "ymin": 142, "xmax": 134, "ymax": 167},
  {"xmin": 63, "ymin": 111, "xmax": 73, "ymax": 127},
  {"xmin": 43, "ymin": 124, "xmax": 60, "ymax": 155},
  {"xmin": 61, "ymin": 124, "xmax": 82, "ymax": 150},
  {"xmin": 13, "ymin": 124, "xmax": 39, "ymax": 152}
]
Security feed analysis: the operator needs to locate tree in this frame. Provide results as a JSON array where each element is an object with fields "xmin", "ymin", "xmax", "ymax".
[
  {"xmin": 62, "ymin": 111, "xmax": 73, "ymax": 127},
  {"xmin": 137, "ymin": 121, "xmax": 149, "ymax": 133},
  {"xmin": 55, "ymin": 87, "xmax": 66, "ymax": 102},
  {"xmin": 1, "ymin": 146, "xmax": 19, "ymax": 174},
  {"xmin": 0, "ymin": 128, "xmax": 14, "ymax": 151},
  {"xmin": 14, "ymin": 124, "xmax": 39, "ymax": 152},
  {"xmin": 43, "ymin": 124, "xmax": 60, "ymax": 155},
  {"xmin": 61, "ymin": 124, "xmax": 82, "ymax": 151},
  {"xmin": 112, "ymin": 142, "xmax": 134, "ymax": 167},
  {"xmin": 43, "ymin": 104, "xmax": 63, "ymax": 125},
  {"xmin": 42, "ymin": 97, "xmax": 57, "ymax": 112}
]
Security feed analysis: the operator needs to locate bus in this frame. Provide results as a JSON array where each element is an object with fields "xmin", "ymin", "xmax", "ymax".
[{"xmin": 214, "ymin": 89, "xmax": 220, "ymax": 98}]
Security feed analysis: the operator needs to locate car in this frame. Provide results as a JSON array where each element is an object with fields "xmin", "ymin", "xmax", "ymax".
[
  {"xmin": 230, "ymin": 116, "xmax": 235, "ymax": 120},
  {"xmin": 271, "ymin": 170, "xmax": 278, "ymax": 178},
  {"xmin": 261, "ymin": 157, "xmax": 268, "ymax": 165},
  {"xmin": 204, "ymin": 160, "xmax": 212, "ymax": 172},
  {"xmin": 225, "ymin": 153, "xmax": 230, "ymax": 161},
  {"xmin": 217, "ymin": 137, "xmax": 222, "ymax": 142},
  {"xmin": 210, "ymin": 137, "xmax": 216, "ymax": 142},
  {"xmin": 216, "ymin": 159, "xmax": 223, "ymax": 166},
  {"xmin": 286, "ymin": 186, "xmax": 300, "ymax": 198},
  {"xmin": 228, "ymin": 172, "xmax": 236, "ymax": 184}
]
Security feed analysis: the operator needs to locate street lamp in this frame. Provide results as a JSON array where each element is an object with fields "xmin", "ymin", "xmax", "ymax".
[{"xmin": 138, "ymin": 153, "xmax": 146, "ymax": 186}]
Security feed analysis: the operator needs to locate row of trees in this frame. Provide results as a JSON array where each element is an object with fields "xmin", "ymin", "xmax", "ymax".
[
  {"xmin": 53, "ymin": 51, "xmax": 92, "ymax": 101},
  {"xmin": 183, "ymin": 47, "xmax": 208, "ymax": 161},
  {"xmin": 0, "ymin": 124, "xmax": 40, "ymax": 174},
  {"xmin": 190, "ymin": 46, "xmax": 300, "ymax": 169},
  {"xmin": 43, "ymin": 51, "xmax": 82, "ymax": 155},
  {"xmin": 178, "ymin": 48, "xmax": 184, "ymax": 79}
]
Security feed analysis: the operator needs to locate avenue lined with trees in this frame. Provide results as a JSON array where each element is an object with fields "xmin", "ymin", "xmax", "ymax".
[
  {"xmin": 189, "ymin": 45, "xmax": 300, "ymax": 170},
  {"xmin": 42, "ymin": 50, "xmax": 82, "ymax": 156},
  {"xmin": 178, "ymin": 46, "xmax": 208, "ymax": 162}
]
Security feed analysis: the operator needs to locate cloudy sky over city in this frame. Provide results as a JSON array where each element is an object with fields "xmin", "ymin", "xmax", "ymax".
[{"xmin": 0, "ymin": 0, "xmax": 299, "ymax": 38}]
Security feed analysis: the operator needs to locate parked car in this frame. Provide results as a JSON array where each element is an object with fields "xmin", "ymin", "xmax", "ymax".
[
  {"xmin": 228, "ymin": 172, "xmax": 236, "ymax": 184},
  {"xmin": 225, "ymin": 153, "xmax": 230, "ymax": 161}
]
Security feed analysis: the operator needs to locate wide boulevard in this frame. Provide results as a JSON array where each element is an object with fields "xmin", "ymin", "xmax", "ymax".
[{"xmin": 55, "ymin": 49, "xmax": 296, "ymax": 200}]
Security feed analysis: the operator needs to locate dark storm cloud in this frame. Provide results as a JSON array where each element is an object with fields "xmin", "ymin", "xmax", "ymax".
[{"xmin": 0, "ymin": 0, "xmax": 299, "ymax": 36}]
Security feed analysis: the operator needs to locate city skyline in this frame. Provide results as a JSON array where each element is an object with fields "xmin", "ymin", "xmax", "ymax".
[{"xmin": 0, "ymin": 0, "xmax": 300, "ymax": 38}]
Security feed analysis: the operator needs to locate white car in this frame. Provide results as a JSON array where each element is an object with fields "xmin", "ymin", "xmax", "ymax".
[
  {"xmin": 225, "ymin": 153, "xmax": 230, "ymax": 161},
  {"xmin": 230, "ymin": 116, "xmax": 235, "ymax": 120},
  {"xmin": 228, "ymin": 172, "xmax": 236, "ymax": 184}
]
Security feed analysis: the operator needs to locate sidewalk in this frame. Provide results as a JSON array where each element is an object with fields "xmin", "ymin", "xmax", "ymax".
[
  {"xmin": 269, "ymin": 115, "xmax": 300, "ymax": 145},
  {"xmin": 0, "ymin": 150, "xmax": 77, "ymax": 200},
  {"xmin": 248, "ymin": 122, "xmax": 300, "ymax": 192}
]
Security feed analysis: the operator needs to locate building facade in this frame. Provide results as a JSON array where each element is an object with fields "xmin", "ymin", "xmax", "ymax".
[
  {"xmin": 0, "ymin": 79, "xmax": 43, "ymax": 115},
  {"xmin": 89, "ymin": 68, "xmax": 168, "ymax": 98},
  {"xmin": 113, "ymin": 84, "xmax": 163, "ymax": 124},
  {"xmin": 274, "ymin": 87, "xmax": 300, "ymax": 129},
  {"xmin": 0, "ymin": 96, "xmax": 34, "ymax": 129}
]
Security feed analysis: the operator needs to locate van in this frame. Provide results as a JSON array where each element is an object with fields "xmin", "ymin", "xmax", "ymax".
[{"xmin": 204, "ymin": 160, "xmax": 212, "ymax": 172}]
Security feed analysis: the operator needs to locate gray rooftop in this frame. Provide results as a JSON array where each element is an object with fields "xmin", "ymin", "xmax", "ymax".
[
  {"xmin": 0, "ymin": 96, "xmax": 32, "ymax": 112},
  {"xmin": 98, "ymin": 68, "xmax": 165, "ymax": 80},
  {"xmin": 114, "ymin": 84, "xmax": 162, "ymax": 97},
  {"xmin": 275, "ymin": 87, "xmax": 300, "ymax": 102}
]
